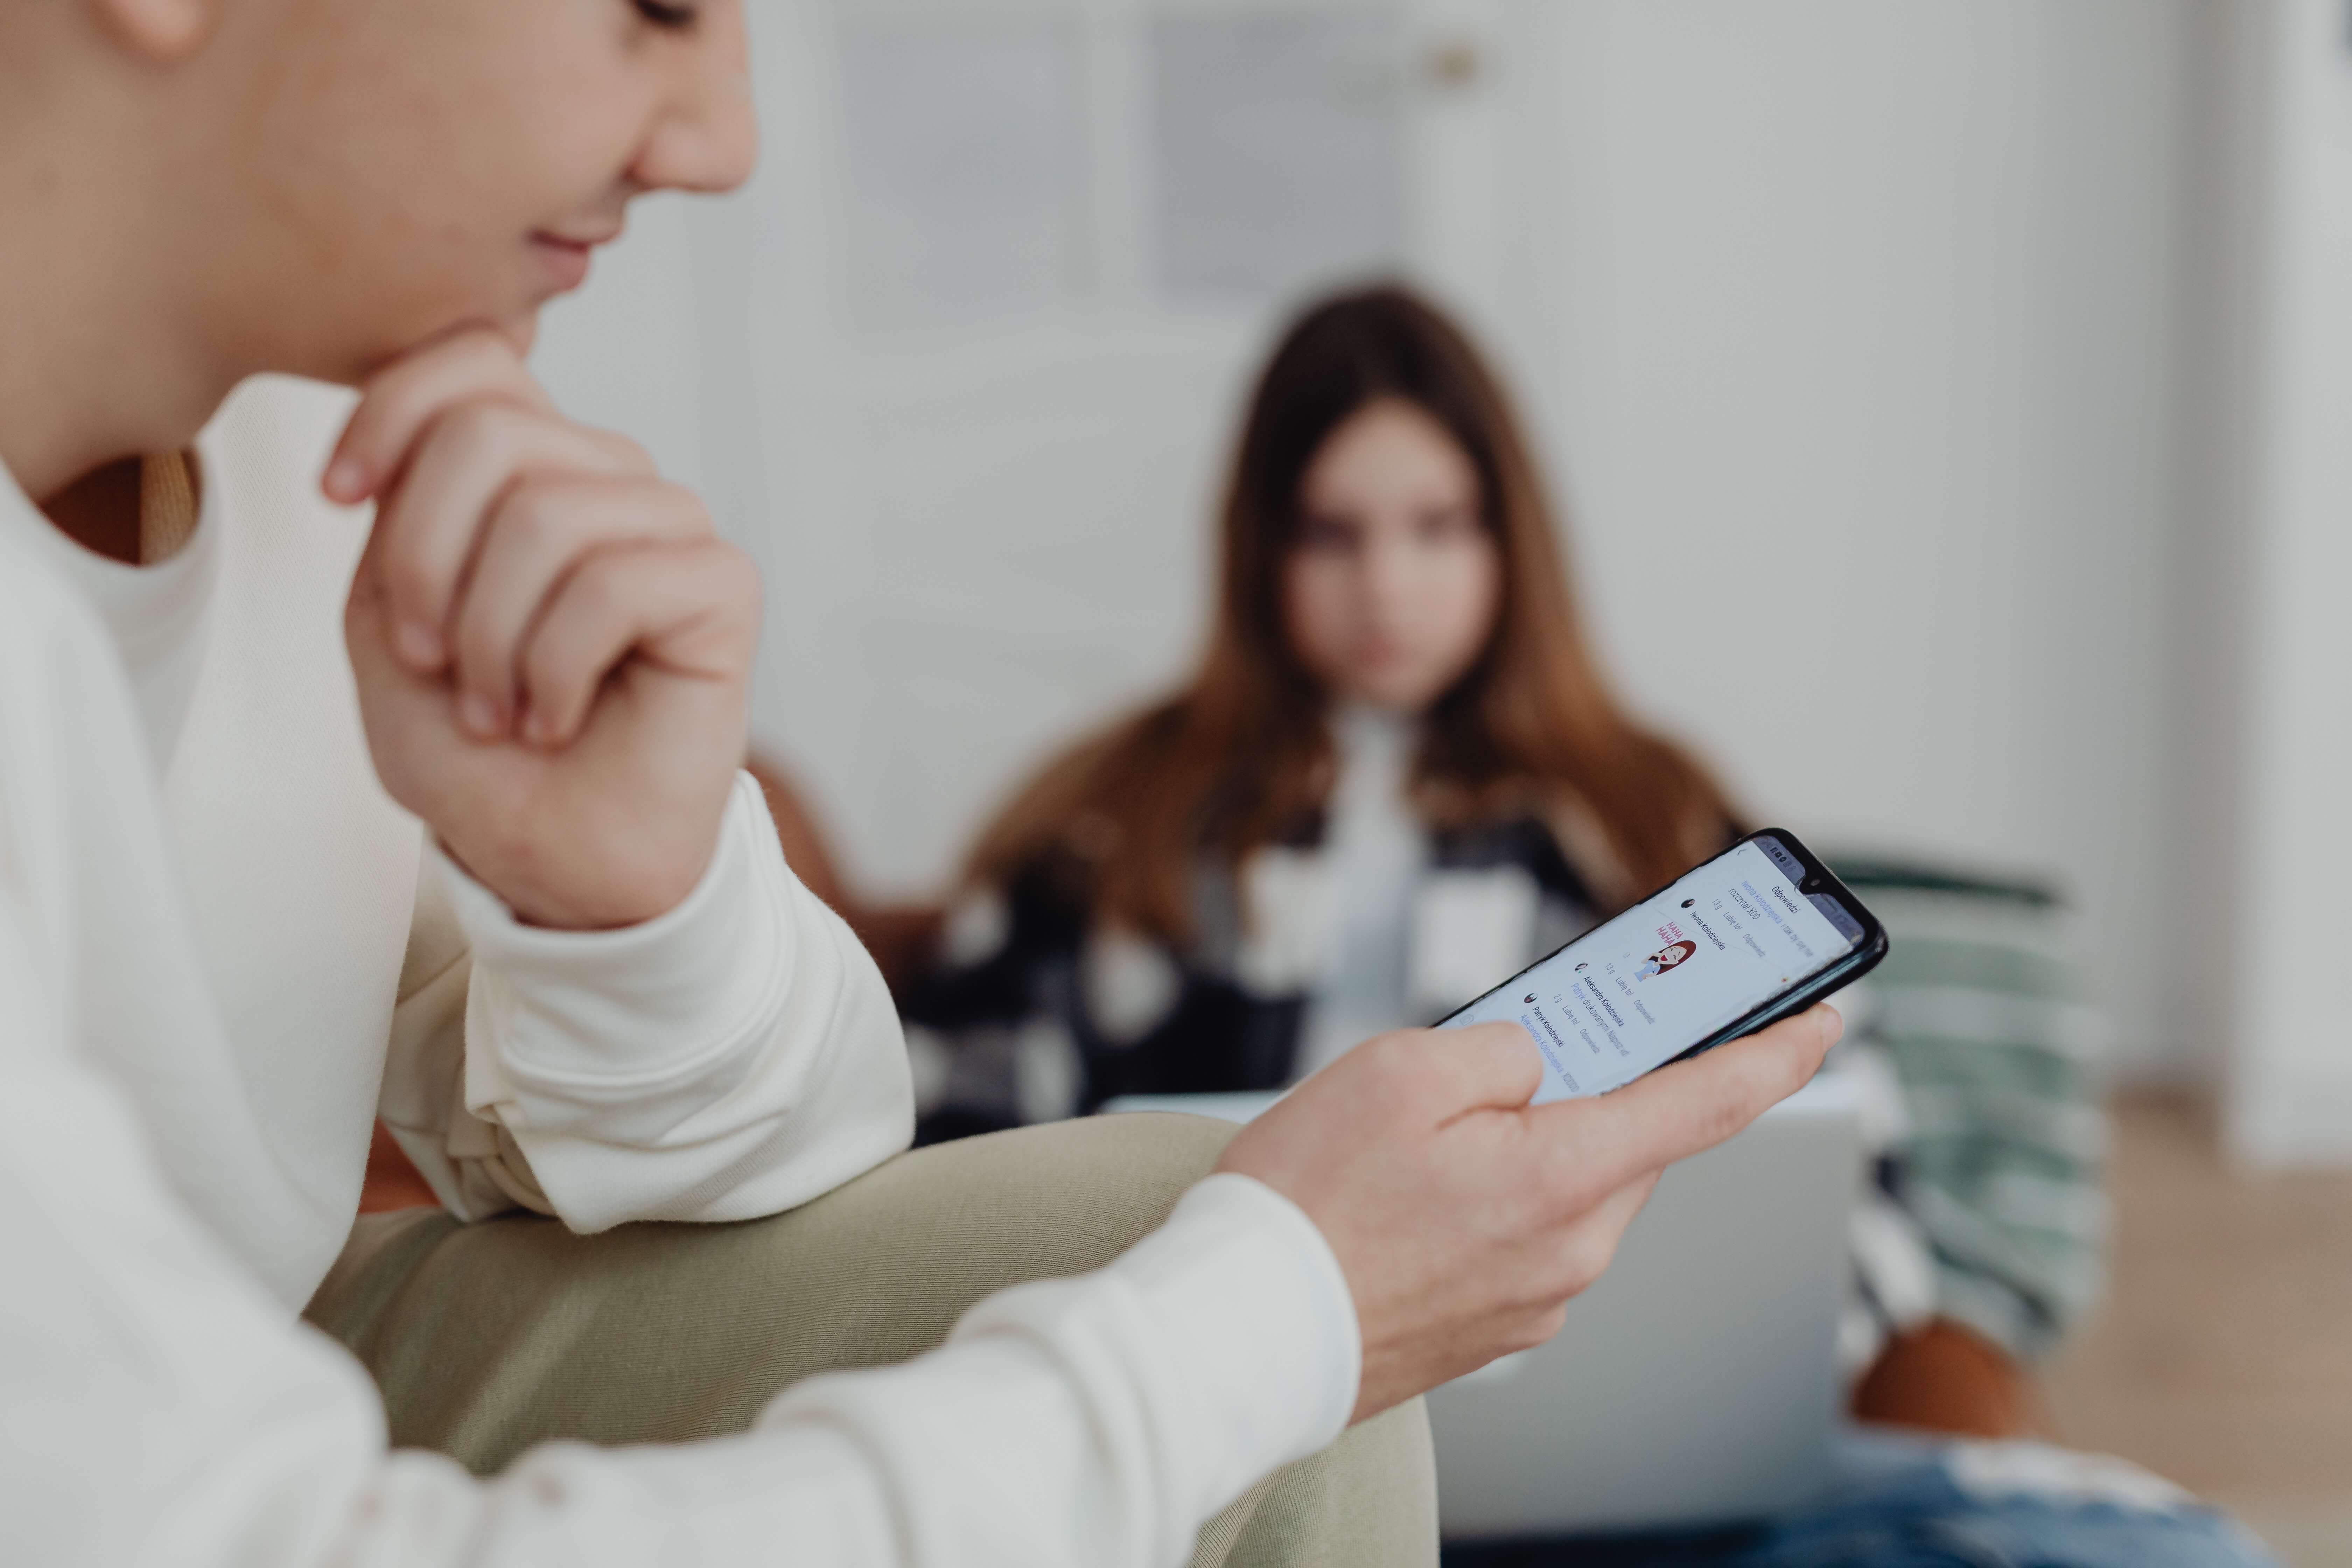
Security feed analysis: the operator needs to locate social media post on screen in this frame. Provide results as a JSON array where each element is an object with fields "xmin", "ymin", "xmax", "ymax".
[{"xmin": 1443, "ymin": 840, "xmax": 1856, "ymax": 1102}]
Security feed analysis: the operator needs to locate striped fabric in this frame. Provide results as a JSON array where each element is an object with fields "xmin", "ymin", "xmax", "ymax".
[{"xmin": 1831, "ymin": 861, "xmax": 2109, "ymax": 1364}]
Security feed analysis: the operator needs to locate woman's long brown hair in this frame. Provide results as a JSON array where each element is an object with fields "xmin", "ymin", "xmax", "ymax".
[{"xmin": 968, "ymin": 285, "xmax": 1735, "ymax": 940}]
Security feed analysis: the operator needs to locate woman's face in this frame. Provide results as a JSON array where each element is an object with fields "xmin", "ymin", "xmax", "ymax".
[
  {"xmin": 1282, "ymin": 399, "xmax": 1503, "ymax": 715},
  {"xmin": 194, "ymin": 0, "xmax": 757, "ymax": 383}
]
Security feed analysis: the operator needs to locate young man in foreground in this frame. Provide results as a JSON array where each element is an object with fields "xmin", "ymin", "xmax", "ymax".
[{"xmin": 0, "ymin": 2, "xmax": 1840, "ymax": 1564}]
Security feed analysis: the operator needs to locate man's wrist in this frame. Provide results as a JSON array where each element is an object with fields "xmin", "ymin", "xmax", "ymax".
[
  {"xmin": 437, "ymin": 839, "xmax": 701, "ymax": 931},
  {"xmin": 433, "ymin": 798, "xmax": 725, "ymax": 931},
  {"xmin": 433, "ymin": 772, "xmax": 792, "ymax": 1073}
]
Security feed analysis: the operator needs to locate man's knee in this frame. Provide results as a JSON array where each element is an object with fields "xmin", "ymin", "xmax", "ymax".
[
  {"xmin": 657, "ymin": 1111, "xmax": 1243, "ymax": 1384},
  {"xmin": 854, "ymin": 1111, "xmax": 1238, "ymax": 1283}
]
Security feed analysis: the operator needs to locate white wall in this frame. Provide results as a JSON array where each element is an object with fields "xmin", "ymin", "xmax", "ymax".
[
  {"xmin": 1506, "ymin": 1, "xmax": 2194, "ymax": 1075},
  {"xmin": 2200, "ymin": 0, "xmax": 2352, "ymax": 1163},
  {"xmin": 536, "ymin": 0, "xmax": 2205, "ymax": 1077}
]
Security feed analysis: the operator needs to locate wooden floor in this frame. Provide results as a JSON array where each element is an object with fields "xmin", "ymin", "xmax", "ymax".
[{"xmin": 2039, "ymin": 1093, "xmax": 2352, "ymax": 1567}]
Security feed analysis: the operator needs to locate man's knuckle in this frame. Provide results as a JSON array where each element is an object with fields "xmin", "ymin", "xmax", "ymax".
[
  {"xmin": 380, "ymin": 554, "xmax": 443, "ymax": 616},
  {"xmin": 454, "ymin": 616, "xmax": 507, "ymax": 681},
  {"xmin": 1563, "ymin": 1234, "xmax": 1618, "ymax": 1294},
  {"xmin": 1502, "ymin": 1307, "xmax": 1566, "ymax": 1356},
  {"xmin": 1539, "ymin": 1161, "xmax": 1599, "ymax": 1222},
  {"xmin": 720, "ymin": 554, "xmax": 763, "ymax": 618},
  {"xmin": 602, "ymin": 430, "xmax": 653, "ymax": 469},
  {"xmin": 584, "ymin": 549, "xmax": 633, "ymax": 597},
  {"xmin": 523, "ymin": 631, "xmax": 575, "ymax": 695},
  {"xmin": 504, "ymin": 484, "xmax": 573, "ymax": 551},
  {"xmin": 1358, "ymin": 1030, "xmax": 1411, "ymax": 1076},
  {"xmin": 445, "ymin": 399, "xmax": 519, "ymax": 455},
  {"xmin": 719, "ymin": 540, "xmax": 759, "ymax": 583},
  {"xmin": 674, "ymin": 488, "xmax": 723, "ymax": 539},
  {"xmin": 567, "ymin": 554, "xmax": 636, "ymax": 624},
  {"xmin": 444, "ymin": 327, "xmax": 528, "ymax": 385},
  {"xmin": 1498, "ymin": 1185, "xmax": 1554, "ymax": 1245},
  {"xmin": 1527, "ymin": 1240, "xmax": 1585, "ymax": 1301}
]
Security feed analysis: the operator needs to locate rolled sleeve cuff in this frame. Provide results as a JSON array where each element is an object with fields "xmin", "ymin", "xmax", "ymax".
[{"xmin": 432, "ymin": 772, "xmax": 790, "ymax": 1088}]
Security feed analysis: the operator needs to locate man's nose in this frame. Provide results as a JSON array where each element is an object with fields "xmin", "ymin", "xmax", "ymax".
[{"xmin": 636, "ymin": 2, "xmax": 760, "ymax": 196}]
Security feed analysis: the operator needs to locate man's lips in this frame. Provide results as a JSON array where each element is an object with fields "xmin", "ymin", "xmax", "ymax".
[{"xmin": 528, "ymin": 229, "xmax": 617, "ymax": 292}]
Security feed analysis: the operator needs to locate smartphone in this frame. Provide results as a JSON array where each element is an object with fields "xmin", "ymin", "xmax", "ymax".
[{"xmin": 1441, "ymin": 828, "xmax": 1886, "ymax": 1102}]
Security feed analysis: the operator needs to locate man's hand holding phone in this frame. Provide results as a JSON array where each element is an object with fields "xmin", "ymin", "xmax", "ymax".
[
  {"xmin": 334, "ymin": 328, "xmax": 759, "ymax": 931},
  {"xmin": 1219, "ymin": 1004, "xmax": 1842, "ymax": 1424}
]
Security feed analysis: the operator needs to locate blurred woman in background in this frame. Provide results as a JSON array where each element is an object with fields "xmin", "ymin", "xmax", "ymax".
[{"xmin": 904, "ymin": 285, "xmax": 1733, "ymax": 1128}]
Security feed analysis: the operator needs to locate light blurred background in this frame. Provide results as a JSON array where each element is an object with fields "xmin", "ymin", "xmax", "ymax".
[{"xmin": 533, "ymin": 0, "xmax": 2352, "ymax": 1553}]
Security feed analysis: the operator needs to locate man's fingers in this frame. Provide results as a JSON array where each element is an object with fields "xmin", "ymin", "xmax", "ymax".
[
  {"xmin": 515, "ymin": 540, "xmax": 758, "ymax": 747},
  {"xmin": 1527, "ymin": 1003, "xmax": 1842, "ymax": 1197},
  {"xmin": 1420, "ymin": 1022, "xmax": 1547, "ymax": 1122},
  {"xmin": 326, "ymin": 327, "xmax": 551, "ymax": 503},
  {"xmin": 448, "ymin": 477, "xmax": 713, "ymax": 736},
  {"xmin": 1545, "ymin": 1173, "xmax": 1660, "ymax": 1299},
  {"xmin": 372, "ymin": 406, "xmax": 647, "ymax": 670}
]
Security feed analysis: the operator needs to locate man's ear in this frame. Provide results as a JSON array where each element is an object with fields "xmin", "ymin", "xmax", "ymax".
[{"xmin": 84, "ymin": 0, "xmax": 220, "ymax": 60}]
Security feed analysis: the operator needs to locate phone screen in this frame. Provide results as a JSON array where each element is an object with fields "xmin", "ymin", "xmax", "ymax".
[{"xmin": 1442, "ymin": 834, "xmax": 1867, "ymax": 1102}]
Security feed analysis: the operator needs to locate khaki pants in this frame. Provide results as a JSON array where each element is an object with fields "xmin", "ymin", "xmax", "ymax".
[{"xmin": 306, "ymin": 1113, "xmax": 1437, "ymax": 1568}]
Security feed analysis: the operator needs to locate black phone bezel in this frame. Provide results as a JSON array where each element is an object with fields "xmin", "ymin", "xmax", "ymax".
[{"xmin": 1438, "ymin": 826, "xmax": 1888, "ymax": 1084}]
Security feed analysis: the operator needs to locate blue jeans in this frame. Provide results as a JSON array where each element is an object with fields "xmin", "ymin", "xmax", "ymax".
[{"xmin": 1441, "ymin": 1431, "xmax": 2276, "ymax": 1568}]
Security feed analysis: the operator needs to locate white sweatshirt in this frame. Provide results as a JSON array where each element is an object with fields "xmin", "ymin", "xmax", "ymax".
[{"xmin": 0, "ymin": 377, "xmax": 1359, "ymax": 1568}]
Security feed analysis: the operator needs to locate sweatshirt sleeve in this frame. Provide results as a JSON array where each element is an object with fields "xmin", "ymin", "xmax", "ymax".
[
  {"xmin": 1, "ymin": 954, "xmax": 1360, "ymax": 1568},
  {"xmin": 385, "ymin": 770, "xmax": 915, "ymax": 1232}
]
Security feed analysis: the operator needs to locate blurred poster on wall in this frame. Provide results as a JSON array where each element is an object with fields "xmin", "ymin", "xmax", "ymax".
[
  {"xmin": 1149, "ymin": 8, "xmax": 1407, "ymax": 305},
  {"xmin": 838, "ymin": 19, "xmax": 1088, "ymax": 330}
]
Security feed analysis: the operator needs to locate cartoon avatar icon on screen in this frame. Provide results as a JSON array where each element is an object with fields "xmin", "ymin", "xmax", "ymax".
[{"xmin": 1636, "ymin": 940, "xmax": 1698, "ymax": 980}]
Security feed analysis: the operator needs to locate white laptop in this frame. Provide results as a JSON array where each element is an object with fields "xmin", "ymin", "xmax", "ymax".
[{"xmin": 1099, "ymin": 1074, "xmax": 1863, "ymax": 1539}]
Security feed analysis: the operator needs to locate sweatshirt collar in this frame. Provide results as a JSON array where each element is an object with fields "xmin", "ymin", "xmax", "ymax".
[{"xmin": 0, "ymin": 452, "xmax": 224, "ymax": 771}]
